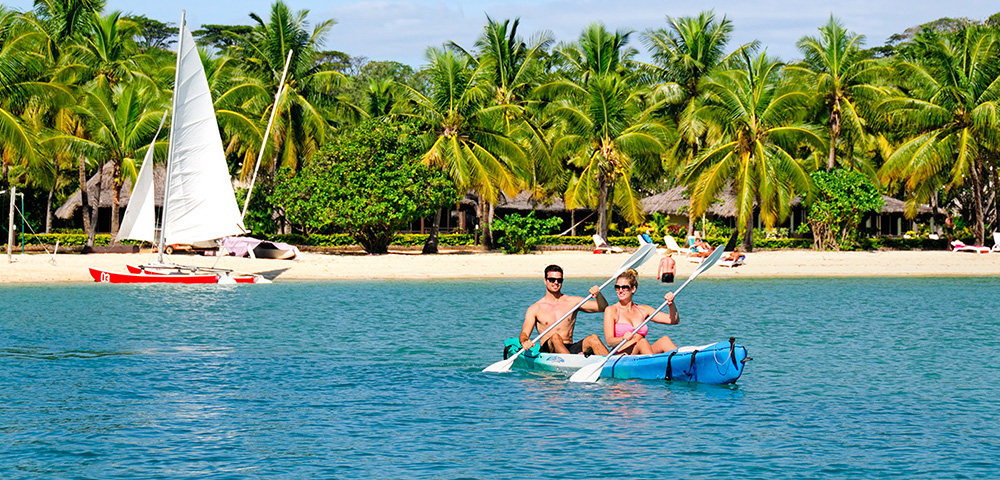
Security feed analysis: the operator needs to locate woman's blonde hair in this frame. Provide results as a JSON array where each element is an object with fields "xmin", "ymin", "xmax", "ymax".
[{"xmin": 618, "ymin": 269, "xmax": 638, "ymax": 288}]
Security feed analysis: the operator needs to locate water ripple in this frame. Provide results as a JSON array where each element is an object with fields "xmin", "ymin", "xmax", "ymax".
[{"xmin": 1, "ymin": 278, "xmax": 999, "ymax": 478}]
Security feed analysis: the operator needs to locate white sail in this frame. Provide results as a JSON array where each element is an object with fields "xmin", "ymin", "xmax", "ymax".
[
  {"xmin": 119, "ymin": 113, "xmax": 168, "ymax": 243},
  {"xmin": 162, "ymin": 15, "xmax": 245, "ymax": 246},
  {"xmin": 117, "ymin": 142, "xmax": 157, "ymax": 242}
]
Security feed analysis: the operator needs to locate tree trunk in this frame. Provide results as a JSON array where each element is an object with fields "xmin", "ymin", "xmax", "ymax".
[
  {"xmin": 485, "ymin": 201, "xmax": 495, "ymax": 250},
  {"xmin": 687, "ymin": 205, "xmax": 694, "ymax": 238},
  {"xmin": 970, "ymin": 156, "xmax": 986, "ymax": 245},
  {"xmin": 45, "ymin": 183, "xmax": 54, "ymax": 234},
  {"xmin": 110, "ymin": 164, "xmax": 122, "ymax": 244},
  {"xmin": 742, "ymin": 212, "xmax": 754, "ymax": 252},
  {"xmin": 827, "ymin": 98, "xmax": 841, "ymax": 170},
  {"xmin": 78, "ymin": 155, "xmax": 94, "ymax": 247},
  {"xmin": 476, "ymin": 195, "xmax": 494, "ymax": 249},
  {"xmin": 422, "ymin": 208, "xmax": 441, "ymax": 254},
  {"xmin": 597, "ymin": 178, "xmax": 609, "ymax": 240},
  {"xmin": 994, "ymin": 167, "xmax": 1000, "ymax": 236}
]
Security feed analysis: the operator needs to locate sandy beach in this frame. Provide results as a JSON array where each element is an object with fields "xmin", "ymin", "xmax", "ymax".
[{"xmin": 1, "ymin": 248, "xmax": 998, "ymax": 283}]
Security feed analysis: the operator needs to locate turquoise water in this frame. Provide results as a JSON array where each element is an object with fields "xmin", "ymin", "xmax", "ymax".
[{"xmin": 1, "ymin": 277, "xmax": 998, "ymax": 479}]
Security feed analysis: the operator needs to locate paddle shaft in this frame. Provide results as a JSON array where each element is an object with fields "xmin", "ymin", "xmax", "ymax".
[
  {"xmin": 570, "ymin": 246, "xmax": 725, "ymax": 382},
  {"xmin": 483, "ymin": 243, "xmax": 656, "ymax": 373},
  {"xmin": 513, "ymin": 274, "xmax": 617, "ymax": 356}
]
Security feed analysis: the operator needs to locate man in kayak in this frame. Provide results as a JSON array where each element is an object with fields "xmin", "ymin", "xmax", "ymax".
[{"xmin": 519, "ymin": 265, "xmax": 611, "ymax": 356}]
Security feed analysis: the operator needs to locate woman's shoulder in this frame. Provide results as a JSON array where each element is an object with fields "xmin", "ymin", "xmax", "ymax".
[{"xmin": 637, "ymin": 303, "xmax": 657, "ymax": 314}]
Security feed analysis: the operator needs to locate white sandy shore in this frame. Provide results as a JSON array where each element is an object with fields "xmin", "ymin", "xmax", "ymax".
[{"xmin": 0, "ymin": 248, "xmax": 998, "ymax": 283}]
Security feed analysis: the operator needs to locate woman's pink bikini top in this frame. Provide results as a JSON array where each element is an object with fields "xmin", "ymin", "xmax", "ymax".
[{"xmin": 615, "ymin": 303, "xmax": 648, "ymax": 337}]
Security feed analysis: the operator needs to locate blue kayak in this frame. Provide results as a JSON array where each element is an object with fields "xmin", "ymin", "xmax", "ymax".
[{"xmin": 504, "ymin": 337, "xmax": 749, "ymax": 384}]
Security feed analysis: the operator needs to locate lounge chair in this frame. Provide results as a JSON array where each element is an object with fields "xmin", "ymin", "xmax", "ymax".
[
  {"xmin": 719, "ymin": 253, "xmax": 746, "ymax": 267},
  {"xmin": 993, "ymin": 232, "xmax": 1000, "ymax": 253},
  {"xmin": 951, "ymin": 240, "xmax": 990, "ymax": 254},
  {"xmin": 592, "ymin": 234, "xmax": 624, "ymax": 253},
  {"xmin": 663, "ymin": 235, "xmax": 691, "ymax": 254}
]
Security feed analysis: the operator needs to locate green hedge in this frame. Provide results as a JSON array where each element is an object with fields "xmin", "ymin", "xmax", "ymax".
[
  {"xmin": 754, "ymin": 238, "xmax": 814, "ymax": 249},
  {"xmin": 263, "ymin": 233, "xmax": 475, "ymax": 247},
  {"xmin": 4, "ymin": 232, "xmax": 953, "ymax": 251},
  {"xmin": 858, "ymin": 237, "xmax": 949, "ymax": 251}
]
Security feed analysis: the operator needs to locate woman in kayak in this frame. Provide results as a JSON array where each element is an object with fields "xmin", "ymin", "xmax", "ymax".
[{"xmin": 603, "ymin": 269, "xmax": 679, "ymax": 355}]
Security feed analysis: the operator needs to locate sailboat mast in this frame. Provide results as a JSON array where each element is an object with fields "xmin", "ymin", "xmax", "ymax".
[
  {"xmin": 158, "ymin": 10, "xmax": 186, "ymax": 264},
  {"xmin": 241, "ymin": 49, "xmax": 293, "ymax": 221}
]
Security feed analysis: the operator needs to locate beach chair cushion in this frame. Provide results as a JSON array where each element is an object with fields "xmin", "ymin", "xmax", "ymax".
[{"xmin": 951, "ymin": 240, "xmax": 990, "ymax": 254}]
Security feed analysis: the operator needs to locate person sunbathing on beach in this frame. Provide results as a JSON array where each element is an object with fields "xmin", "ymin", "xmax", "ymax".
[
  {"xmin": 519, "ymin": 265, "xmax": 610, "ymax": 356},
  {"xmin": 603, "ymin": 269, "xmax": 679, "ymax": 355}
]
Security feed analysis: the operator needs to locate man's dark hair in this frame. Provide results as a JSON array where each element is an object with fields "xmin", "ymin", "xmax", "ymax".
[{"xmin": 543, "ymin": 265, "xmax": 563, "ymax": 277}]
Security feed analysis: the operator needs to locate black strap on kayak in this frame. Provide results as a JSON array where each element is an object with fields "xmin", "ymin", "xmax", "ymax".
[
  {"xmin": 686, "ymin": 350, "xmax": 699, "ymax": 381},
  {"xmin": 729, "ymin": 337, "xmax": 737, "ymax": 367},
  {"xmin": 664, "ymin": 351, "xmax": 677, "ymax": 381}
]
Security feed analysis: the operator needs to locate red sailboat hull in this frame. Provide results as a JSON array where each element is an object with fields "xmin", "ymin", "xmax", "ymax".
[{"xmin": 89, "ymin": 267, "xmax": 260, "ymax": 284}]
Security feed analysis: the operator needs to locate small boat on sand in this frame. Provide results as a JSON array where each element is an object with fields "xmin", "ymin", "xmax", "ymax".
[{"xmin": 502, "ymin": 337, "xmax": 749, "ymax": 384}]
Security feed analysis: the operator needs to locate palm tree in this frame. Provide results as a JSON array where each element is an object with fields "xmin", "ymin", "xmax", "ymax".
[
  {"xmin": 397, "ymin": 47, "xmax": 526, "ymax": 248},
  {"xmin": 786, "ymin": 16, "xmax": 887, "ymax": 172},
  {"xmin": 24, "ymin": 0, "xmax": 104, "ymax": 241},
  {"xmin": 438, "ymin": 16, "xmax": 553, "ymax": 251},
  {"xmin": 460, "ymin": 16, "xmax": 555, "ymax": 193},
  {"xmin": 877, "ymin": 27, "xmax": 1000, "ymax": 245},
  {"xmin": 537, "ymin": 23, "xmax": 669, "ymax": 239},
  {"xmin": 685, "ymin": 52, "xmax": 823, "ymax": 251},
  {"xmin": 66, "ymin": 78, "xmax": 165, "ymax": 241},
  {"xmin": 641, "ymin": 11, "xmax": 751, "ymax": 232},
  {"xmin": 218, "ymin": 0, "xmax": 358, "ymax": 178}
]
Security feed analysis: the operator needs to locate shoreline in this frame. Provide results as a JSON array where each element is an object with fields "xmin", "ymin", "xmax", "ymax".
[{"xmin": 1, "ymin": 249, "xmax": 998, "ymax": 284}]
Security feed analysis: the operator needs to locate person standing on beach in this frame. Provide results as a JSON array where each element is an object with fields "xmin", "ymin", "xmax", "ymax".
[
  {"xmin": 657, "ymin": 252, "xmax": 675, "ymax": 283},
  {"xmin": 519, "ymin": 265, "xmax": 610, "ymax": 355}
]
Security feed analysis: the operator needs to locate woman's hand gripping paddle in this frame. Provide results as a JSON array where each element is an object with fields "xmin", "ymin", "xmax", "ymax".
[
  {"xmin": 569, "ymin": 245, "xmax": 726, "ymax": 383},
  {"xmin": 482, "ymin": 243, "xmax": 658, "ymax": 373}
]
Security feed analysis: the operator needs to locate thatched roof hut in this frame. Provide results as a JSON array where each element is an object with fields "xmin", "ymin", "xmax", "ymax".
[
  {"xmin": 641, "ymin": 186, "xmax": 749, "ymax": 217},
  {"xmin": 495, "ymin": 191, "xmax": 574, "ymax": 212},
  {"xmin": 55, "ymin": 162, "xmax": 167, "ymax": 220},
  {"xmin": 879, "ymin": 195, "xmax": 932, "ymax": 214},
  {"xmin": 642, "ymin": 186, "xmax": 928, "ymax": 217}
]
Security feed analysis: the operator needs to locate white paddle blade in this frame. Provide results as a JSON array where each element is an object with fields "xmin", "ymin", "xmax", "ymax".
[
  {"xmin": 569, "ymin": 360, "xmax": 604, "ymax": 383},
  {"xmin": 624, "ymin": 243, "xmax": 657, "ymax": 271},
  {"xmin": 697, "ymin": 246, "xmax": 726, "ymax": 273},
  {"xmin": 483, "ymin": 356, "xmax": 516, "ymax": 373}
]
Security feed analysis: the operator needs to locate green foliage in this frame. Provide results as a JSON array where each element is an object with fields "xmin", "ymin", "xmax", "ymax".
[
  {"xmin": 270, "ymin": 120, "xmax": 458, "ymax": 253},
  {"xmin": 261, "ymin": 233, "xmax": 474, "ymax": 247},
  {"xmin": 17, "ymin": 233, "xmax": 142, "ymax": 246},
  {"xmin": 805, "ymin": 169, "xmax": 884, "ymax": 250},
  {"xmin": 192, "ymin": 24, "xmax": 253, "ymax": 51},
  {"xmin": 536, "ymin": 235, "xmax": 593, "ymax": 246},
  {"xmin": 754, "ymin": 238, "xmax": 813, "ymax": 249},
  {"xmin": 492, "ymin": 212, "xmax": 563, "ymax": 253},
  {"xmin": 236, "ymin": 183, "xmax": 278, "ymax": 235},
  {"xmin": 858, "ymin": 237, "xmax": 949, "ymax": 251}
]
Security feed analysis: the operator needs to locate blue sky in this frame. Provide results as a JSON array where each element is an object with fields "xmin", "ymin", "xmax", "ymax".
[{"xmin": 6, "ymin": 0, "xmax": 999, "ymax": 67}]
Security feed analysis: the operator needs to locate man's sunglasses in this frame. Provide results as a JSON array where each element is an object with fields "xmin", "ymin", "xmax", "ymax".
[{"xmin": 545, "ymin": 277, "xmax": 563, "ymax": 284}]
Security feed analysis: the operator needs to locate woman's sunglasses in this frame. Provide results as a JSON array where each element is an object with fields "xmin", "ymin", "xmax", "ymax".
[{"xmin": 614, "ymin": 284, "xmax": 633, "ymax": 290}]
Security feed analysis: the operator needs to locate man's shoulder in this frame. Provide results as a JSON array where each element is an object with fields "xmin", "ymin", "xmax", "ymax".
[{"xmin": 559, "ymin": 294, "xmax": 586, "ymax": 303}]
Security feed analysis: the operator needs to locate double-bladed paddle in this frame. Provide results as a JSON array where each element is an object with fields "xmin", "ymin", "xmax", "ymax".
[
  {"xmin": 482, "ymin": 242, "xmax": 658, "ymax": 373},
  {"xmin": 569, "ymin": 245, "xmax": 726, "ymax": 383}
]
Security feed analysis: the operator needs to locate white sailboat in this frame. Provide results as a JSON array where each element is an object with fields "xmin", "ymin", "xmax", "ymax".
[{"xmin": 90, "ymin": 11, "xmax": 266, "ymax": 284}]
